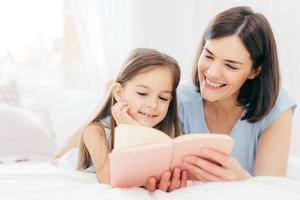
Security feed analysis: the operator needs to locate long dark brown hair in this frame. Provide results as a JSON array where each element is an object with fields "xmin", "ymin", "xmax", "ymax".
[
  {"xmin": 77, "ymin": 48, "xmax": 181, "ymax": 170},
  {"xmin": 192, "ymin": 6, "xmax": 280, "ymax": 123}
]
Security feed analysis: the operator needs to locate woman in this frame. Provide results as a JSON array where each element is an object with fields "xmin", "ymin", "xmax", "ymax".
[{"xmin": 145, "ymin": 6, "xmax": 296, "ymax": 191}]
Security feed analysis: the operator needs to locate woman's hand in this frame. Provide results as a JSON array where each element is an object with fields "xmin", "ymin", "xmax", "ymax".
[
  {"xmin": 183, "ymin": 148, "xmax": 252, "ymax": 182},
  {"xmin": 143, "ymin": 167, "xmax": 188, "ymax": 192},
  {"xmin": 111, "ymin": 101, "xmax": 139, "ymax": 125}
]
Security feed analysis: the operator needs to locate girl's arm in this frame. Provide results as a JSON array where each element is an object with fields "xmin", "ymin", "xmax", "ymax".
[
  {"xmin": 254, "ymin": 108, "xmax": 292, "ymax": 176},
  {"xmin": 81, "ymin": 122, "xmax": 110, "ymax": 184}
]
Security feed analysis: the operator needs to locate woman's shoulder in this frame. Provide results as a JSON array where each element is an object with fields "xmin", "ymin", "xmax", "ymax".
[
  {"xmin": 177, "ymin": 80, "xmax": 201, "ymax": 102},
  {"xmin": 275, "ymin": 88, "xmax": 297, "ymax": 111},
  {"xmin": 260, "ymin": 87, "xmax": 297, "ymax": 131}
]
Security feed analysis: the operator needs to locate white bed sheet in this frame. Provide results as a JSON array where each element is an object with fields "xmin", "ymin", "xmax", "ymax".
[{"xmin": 0, "ymin": 159, "xmax": 300, "ymax": 200}]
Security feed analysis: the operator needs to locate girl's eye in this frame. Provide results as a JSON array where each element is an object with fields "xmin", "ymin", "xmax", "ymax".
[
  {"xmin": 137, "ymin": 92, "xmax": 147, "ymax": 96},
  {"xmin": 159, "ymin": 96, "xmax": 169, "ymax": 101}
]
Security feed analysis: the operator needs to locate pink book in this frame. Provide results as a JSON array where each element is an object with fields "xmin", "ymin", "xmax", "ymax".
[{"xmin": 109, "ymin": 124, "xmax": 234, "ymax": 188}]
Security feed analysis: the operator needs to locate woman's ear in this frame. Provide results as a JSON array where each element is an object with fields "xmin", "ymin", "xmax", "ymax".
[
  {"xmin": 248, "ymin": 66, "xmax": 262, "ymax": 80},
  {"xmin": 112, "ymin": 82, "xmax": 124, "ymax": 102}
]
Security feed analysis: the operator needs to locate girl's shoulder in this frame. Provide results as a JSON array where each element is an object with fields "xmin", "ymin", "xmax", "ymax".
[{"xmin": 83, "ymin": 122, "xmax": 106, "ymax": 142}]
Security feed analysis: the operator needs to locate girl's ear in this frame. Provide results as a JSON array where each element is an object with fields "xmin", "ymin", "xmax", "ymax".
[
  {"xmin": 112, "ymin": 82, "xmax": 124, "ymax": 102},
  {"xmin": 248, "ymin": 66, "xmax": 261, "ymax": 80}
]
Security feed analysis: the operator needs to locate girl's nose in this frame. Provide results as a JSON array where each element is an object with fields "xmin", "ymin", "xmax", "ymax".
[{"xmin": 146, "ymin": 98, "xmax": 158, "ymax": 109}]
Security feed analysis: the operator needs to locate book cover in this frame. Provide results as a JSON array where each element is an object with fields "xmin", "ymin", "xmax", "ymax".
[{"xmin": 109, "ymin": 124, "xmax": 234, "ymax": 188}]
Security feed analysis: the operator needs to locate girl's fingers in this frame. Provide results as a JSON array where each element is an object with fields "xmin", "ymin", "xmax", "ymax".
[
  {"xmin": 144, "ymin": 177, "xmax": 157, "ymax": 192},
  {"xmin": 111, "ymin": 102, "xmax": 129, "ymax": 124},
  {"xmin": 168, "ymin": 167, "xmax": 180, "ymax": 192},
  {"xmin": 158, "ymin": 171, "xmax": 171, "ymax": 191},
  {"xmin": 179, "ymin": 170, "xmax": 188, "ymax": 188}
]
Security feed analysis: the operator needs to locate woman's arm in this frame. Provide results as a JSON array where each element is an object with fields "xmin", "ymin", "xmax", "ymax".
[
  {"xmin": 81, "ymin": 123, "xmax": 110, "ymax": 184},
  {"xmin": 254, "ymin": 108, "xmax": 292, "ymax": 176},
  {"xmin": 182, "ymin": 108, "xmax": 293, "ymax": 181}
]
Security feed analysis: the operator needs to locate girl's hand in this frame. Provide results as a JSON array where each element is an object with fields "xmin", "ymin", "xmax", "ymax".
[
  {"xmin": 111, "ymin": 101, "xmax": 139, "ymax": 125},
  {"xmin": 143, "ymin": 168, "xmax": 188, "ymax": 192},
  {"xmin": 183, "ymin": 148, "xmax": 252, "ymax": 182}
]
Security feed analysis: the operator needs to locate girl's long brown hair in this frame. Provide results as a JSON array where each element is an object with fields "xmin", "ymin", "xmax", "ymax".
[{"xmin": 77, "ymin": 48, "xmax": 181, "ymax": 170}]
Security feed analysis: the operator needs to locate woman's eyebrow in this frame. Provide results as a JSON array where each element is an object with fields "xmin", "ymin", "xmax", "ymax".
[
  {"xmin": 204, "ymin": 47, "xmax": 243, "ymax": 65},
  {"xmin": 204, "ymin": 47, "xmax": 214, "ymax": 55},
  {"xmin": 225, "ymin": 59, "xmax": 243, "ymax": 65}
]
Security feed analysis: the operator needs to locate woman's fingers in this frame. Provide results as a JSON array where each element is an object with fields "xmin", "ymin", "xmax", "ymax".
[
  {"xmin": 184, "ymin": 148, "xmax": 252, "ymax": 181},
  {"xmin": 183, "ymin": 159, "xmax": 221, "ymax": 182},
  {"xmin": 199, "ymin": 148, "xmax": 229, "ymax": 167},
  {"xmin": 196, "ymin": 149, "xmax": 242, "ymax": 181}
]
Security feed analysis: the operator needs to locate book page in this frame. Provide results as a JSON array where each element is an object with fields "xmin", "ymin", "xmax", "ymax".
[{"xmin": 114, "ymin": 124, "xmax": 171, "ymax": 149}]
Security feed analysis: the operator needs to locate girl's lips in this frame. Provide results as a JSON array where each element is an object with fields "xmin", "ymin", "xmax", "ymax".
[{"xmin": 138, "ymin": 111, "xmax": 158, "ymax": 118}]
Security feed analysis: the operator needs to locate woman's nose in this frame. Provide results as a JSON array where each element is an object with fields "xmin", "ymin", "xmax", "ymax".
[{"xmin": 206, "ymin": 62, "xmax": 222, "ymax": 78}]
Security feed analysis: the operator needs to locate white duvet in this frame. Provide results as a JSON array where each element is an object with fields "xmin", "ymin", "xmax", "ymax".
[{"xmin": 0, "ymin": 158, "xmax": 300, "ymax": 200}]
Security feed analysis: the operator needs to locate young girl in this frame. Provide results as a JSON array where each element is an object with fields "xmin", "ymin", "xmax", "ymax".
[{"xmin": 52, "ymin": 48, "xmax": 187, "ymax": 192}]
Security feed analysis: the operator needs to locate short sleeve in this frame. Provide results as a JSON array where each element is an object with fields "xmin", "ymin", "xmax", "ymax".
[{"xmin": 260, "ymin": 88, "xmax": 297, "ymax": 132}]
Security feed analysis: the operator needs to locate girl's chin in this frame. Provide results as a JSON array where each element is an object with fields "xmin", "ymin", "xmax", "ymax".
[
  {"xmin": 137, "ymin": 122, "xmax": 154, "ymax": 128},
  {"xmin": 135, "ymin": 119, "xmax": 158, "ymax": 128}
]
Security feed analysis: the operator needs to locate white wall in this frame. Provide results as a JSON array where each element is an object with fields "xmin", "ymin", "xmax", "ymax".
[{"xmin": 110, "ymin": 0, "xmax": 300, "ymax": 154}]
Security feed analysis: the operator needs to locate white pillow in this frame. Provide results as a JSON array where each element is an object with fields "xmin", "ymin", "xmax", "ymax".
[{"xmin": 0, "ymin": 105, "xmax": 57, "ymax": 162}]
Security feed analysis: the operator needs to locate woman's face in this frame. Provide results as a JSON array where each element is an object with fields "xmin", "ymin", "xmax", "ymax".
[{"xmin": 198, "ymin": 35, "xmax": 258, "ymax": 103}]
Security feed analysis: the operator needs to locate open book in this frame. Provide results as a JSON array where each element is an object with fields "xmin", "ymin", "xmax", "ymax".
[{"xmin": 109, "ymin": 124, "xmax": 234, "ymax": 188}]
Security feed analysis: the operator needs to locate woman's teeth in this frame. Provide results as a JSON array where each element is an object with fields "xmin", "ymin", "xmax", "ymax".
[{"xmin": 206, "ymin": 78, "xmax": 225, "ymax": 88}]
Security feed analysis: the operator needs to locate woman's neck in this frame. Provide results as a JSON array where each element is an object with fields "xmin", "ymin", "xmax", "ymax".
[
  {"xmin": 203, "ymin": 96, "xmax": 244, "ymax": 134},
  {"xmin": 203, "ymin": 96, "xmax": 243, "ymax": 119}
]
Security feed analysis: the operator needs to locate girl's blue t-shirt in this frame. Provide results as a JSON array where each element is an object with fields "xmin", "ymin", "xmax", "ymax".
[{"xmin": 177, "ymin": 81, "xmax": 297, "ymax": 175}]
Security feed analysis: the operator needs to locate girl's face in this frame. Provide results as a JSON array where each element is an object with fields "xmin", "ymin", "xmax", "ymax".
[
  {"xmin": 198, "ymin": 35, "xmax": 259, "ymax": 103},
  {"xmin": 120, "ymin": 67, "xmax": 173, "ymax": 127}
]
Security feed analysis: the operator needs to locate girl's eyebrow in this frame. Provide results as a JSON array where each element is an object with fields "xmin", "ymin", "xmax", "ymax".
[
  {"xmin": 204, "ymin": 47, "xmax": 243, "ymax": 65},
  {"xmin": 136, "ymin": 85, "xmax": 172, "ymax": 94}
]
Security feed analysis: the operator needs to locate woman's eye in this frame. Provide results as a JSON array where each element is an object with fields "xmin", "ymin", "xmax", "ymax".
[
  {"xmin": 225, "ymin": 64, "xmax": 238, "ymax": 70},
  {"xmin": 137, "ymin": 92, "xmax": 147, "ymax": 96},
  {"xmin": 205, "ymin": 55, "xmax": 213, "ymax": 60}
]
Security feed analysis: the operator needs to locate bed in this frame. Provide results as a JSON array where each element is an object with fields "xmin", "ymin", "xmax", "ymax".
[
  {"xmin": 0, "ymin": 157, "xmax": 300, "ymax": 200},
  {"xmin": 1, "ymin": 105, "xmax": 300, "ymax": 200}
]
